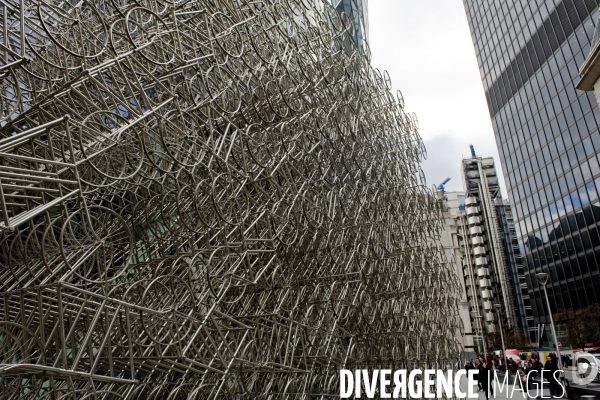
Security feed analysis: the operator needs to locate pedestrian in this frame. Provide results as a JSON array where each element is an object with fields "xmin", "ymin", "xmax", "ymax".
[
  {"xmin": 473, "ymin": 358, "xmax": 482, "ymax": 391},
  {"xmin": 508, "ymin": 358, "xmax": 518, "ymax": 373},
  {"xmin": 478, "ymin": 361, "xmax": 494, "ymax": 400},
  {"xmin": 532, "ymin": 356, "xmax": 543, "ymax": 372},
  {"xmin": 522, "ymin": 360, "xmax": 535, "ymax": 391},
  {"xmin": 498, "ymin": 351, "xmax": 507, "ymax": 371},
  {"xmin": 527, "ymin": 356, "xmax": 543, "ymax": 395},
  {"xmin": 544, "ymin": 355, "xmax": 560, "ymax": 397}
]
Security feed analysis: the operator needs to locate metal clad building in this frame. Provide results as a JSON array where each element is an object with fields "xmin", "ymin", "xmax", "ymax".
[{"xmin": 459, "ymin": 155, "xmax": 531, "ymax": 341}]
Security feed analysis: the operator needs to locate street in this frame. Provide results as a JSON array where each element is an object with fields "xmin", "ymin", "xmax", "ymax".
[{"xmin": 458, "ymin": 369, "xmax": 600, "ymax": 399}]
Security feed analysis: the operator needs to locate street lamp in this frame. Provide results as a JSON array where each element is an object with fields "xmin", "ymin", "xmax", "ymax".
[
  {"xmin": 475, "ymin": 315, "xmax": 487, "ymax": 358},
  {"xmin": 495, "ymin": 304, "xmax": 507, "ymax": 371},
  {"xmin": 536, "ymin": 273, "xmax": 563, "ymax": 372}
]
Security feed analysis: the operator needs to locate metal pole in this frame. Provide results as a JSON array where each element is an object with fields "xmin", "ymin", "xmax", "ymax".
[
  {"xmin": 477, "ymin": 315, "xmax": 488, "ymax": 358},
  {"xmin": 542, "ymin": 285, "xmax": 563, "ymax": 372},
  {"xmin": 496, "ymin": 304, "xmax": 507, "ymax": 371}
]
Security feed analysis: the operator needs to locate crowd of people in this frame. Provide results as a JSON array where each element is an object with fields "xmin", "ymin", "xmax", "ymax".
[{"xmin": 463, "ymin": 352, "xmax": 563, "ymax": 399}]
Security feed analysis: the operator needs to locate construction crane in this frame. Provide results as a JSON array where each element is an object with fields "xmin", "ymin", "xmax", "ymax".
[
  {"xmin": 436, "ymin": 177, "xmax": 451, "ymax": 191},
  {"xmin": 470, "ymin": 144, "xmax": 476, "ymax": 157}
]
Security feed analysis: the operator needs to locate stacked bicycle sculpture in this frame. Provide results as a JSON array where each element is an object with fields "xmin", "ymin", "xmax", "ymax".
[{"xmin": 0, "ymin": 0, "xmax": 463, "ymax": 398}]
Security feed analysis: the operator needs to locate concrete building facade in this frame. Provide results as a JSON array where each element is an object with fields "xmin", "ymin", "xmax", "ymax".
[
  {"xmin": 577, "ymin": 15, "xmax": 600, "ymax": 102},
  {"xmin": 438, "ymin": 190, "xmax": 476, "ymax": 358}
]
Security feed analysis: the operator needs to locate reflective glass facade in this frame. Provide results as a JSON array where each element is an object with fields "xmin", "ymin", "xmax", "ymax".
[
  {"xmin": 332, "ymin": 0, "xmax": 369, "ymax": 52},
  {"xmin": 463, "ymin": 0, "xmax": 600, "ymax": 331}
]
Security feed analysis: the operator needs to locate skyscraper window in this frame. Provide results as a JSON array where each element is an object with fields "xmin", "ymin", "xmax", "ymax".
[{"xmin": 463, "ymin": 0, "xmax": 600, "ymax": 340}]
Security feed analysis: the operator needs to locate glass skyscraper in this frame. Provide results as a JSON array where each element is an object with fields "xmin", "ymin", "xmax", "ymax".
[
  {"xmin": 332, "ymin": 0, "xmax": 369, "ymax": 53},
  {"xmin": 463, "ymin": 0, "xmax": 600, "ymax": 343}
]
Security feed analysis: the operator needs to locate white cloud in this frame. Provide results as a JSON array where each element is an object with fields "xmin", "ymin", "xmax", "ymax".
[{"xmin": 368, "ymin": 0, "xmax": 507, "ymax": 195}]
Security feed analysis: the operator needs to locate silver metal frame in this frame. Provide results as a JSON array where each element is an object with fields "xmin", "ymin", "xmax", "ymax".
[
  {"xmin": 0, "ymin": 0, "xmax": 463, "ymax": 397},
  {"xmin": 536, "ymin": 272, "xmax": 563, "ymax": 372}
]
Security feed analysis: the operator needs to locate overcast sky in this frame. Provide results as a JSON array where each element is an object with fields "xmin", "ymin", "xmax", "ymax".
[{"xmin": 368, "ymin": 0, "xmax": 507, "ymax": 195}]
